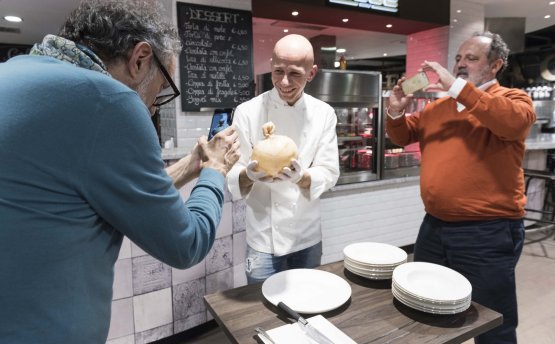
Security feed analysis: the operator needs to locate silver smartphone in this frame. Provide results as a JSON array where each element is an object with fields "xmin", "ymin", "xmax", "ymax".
[{"xmin": 401, "ymin": 72, "xmax": 429, "ymax": 95}]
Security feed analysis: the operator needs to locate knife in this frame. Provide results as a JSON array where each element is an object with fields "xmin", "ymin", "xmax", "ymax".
[{"xmin": 277, "ymin": 302, "xmax": 335, "ymax": 344}]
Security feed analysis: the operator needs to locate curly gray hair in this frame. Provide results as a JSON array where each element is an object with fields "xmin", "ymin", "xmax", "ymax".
[
  {"xmin": 472, "ymin": 31, "xmax": 509, "ymax": 75},
  {"xmin": 59, "ymin": 0, "xmax": 182, "ymax": 66}
]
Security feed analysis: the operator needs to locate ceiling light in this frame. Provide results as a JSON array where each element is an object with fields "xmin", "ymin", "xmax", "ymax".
[
  {"xmin": 383, "ymin": 53, "xmax": 388, "ymax": 56},
  {"xmin": 283, "ymin": 29, "xmax": 289, "ymax": 33},
  {"xmin": 453, "ymin": 19, "xmax": 458, "ymax": 23},
  {"xmin": 4, "ymin": 15, "xmax": 22, "ymax": 23},
  {"xmin": 386, "ymin": 24, "xmax": 392, "ymax": 28},
  {"xmin": 342, "ymin": 18, "xmax": 349, "ymax": 23},
  {"xmin": 456, "ymin": 10, "xmax": 462, "ymax": 13},
  {"xmin": 336, "ymin": 48, "xmax": 346, "ymax": 53},
  {"xmin": 550, "ymin": 1, "xmax": 555, "ymax": 5},
  {"xmin": 292, "ymin": 11, "xmax": 299, "ymax": 16},
  {"xmin": 545, "ymin": 15, "xmax": 552, "ymax": 18}
]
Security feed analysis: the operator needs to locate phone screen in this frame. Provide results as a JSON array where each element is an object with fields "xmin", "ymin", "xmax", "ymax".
[{"xmin": 208, "ymin": 108, "xmax": 234, "ymax": 140}]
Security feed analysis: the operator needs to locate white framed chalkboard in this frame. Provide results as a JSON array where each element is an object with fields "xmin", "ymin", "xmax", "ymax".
[{"xmin": 177, "ymin": 2, "xmax": 254, "ymax": 111}]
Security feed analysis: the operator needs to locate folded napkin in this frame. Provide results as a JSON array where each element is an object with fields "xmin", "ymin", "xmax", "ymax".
[{"xmin": 258, "ymin": 315, "xmax": 357, "ymax": 344}]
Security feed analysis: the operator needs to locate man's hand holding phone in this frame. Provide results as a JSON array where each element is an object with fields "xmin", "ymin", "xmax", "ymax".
[
  {"xmin": 401, "ymin": 72, "xmax": 429, "ymax": 95},
  {"xmin": 199, "ymin": 126, "xmax": 240, "ymax": 176}
]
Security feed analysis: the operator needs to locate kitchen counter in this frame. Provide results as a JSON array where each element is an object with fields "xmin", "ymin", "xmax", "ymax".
[{"xmin": 525, "ymin": 134, "xmax": 555, "ymax": 150}]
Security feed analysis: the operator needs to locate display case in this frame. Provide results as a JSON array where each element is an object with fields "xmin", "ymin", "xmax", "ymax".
[
  {"xmin": 257, "ymin": 70, "xmax": 431, "ymax": 185},
  {"xmin": 302, "ymin": 70, "xmax": 382, "ymax": 184}
]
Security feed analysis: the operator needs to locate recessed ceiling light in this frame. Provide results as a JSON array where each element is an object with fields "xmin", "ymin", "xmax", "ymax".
[
  {"xmin": 386, "ymin": 24, "xmax": 393, "ymax": 28},
  {"xmin": 545, "ymin": 14, "xmax": 552, "ymax": 18},
  {"xmin": 292, "ymin": 11, "xmax": 299, "ymax": 16},
  {"xmin": 336, "ymin": 48, "xmax": 346, "ymax": 53},
  {"xmin": 4, "ymin": 15, "xmax": 22, "ymax": 23},
  {"xmin": 342, "ymin": 18, "xmax": 349, "ymax": 23},
  {"xmin": 453, "ymin": 19, "xmax": 458, "ymax": 23},
  {"xmin": 456, "ymin": 9, "xmax": 462, "ymax": 13},
  {"xmin": 383, "ymin": 53, "xmax": 388, "ymax": 56},
  {"xmin": 550, "ymin": 1, "xmax": 555, "ymax": 5},
  {"xmin": 283, "ymin": 29, "xmax": 289, "ymax": 33}
]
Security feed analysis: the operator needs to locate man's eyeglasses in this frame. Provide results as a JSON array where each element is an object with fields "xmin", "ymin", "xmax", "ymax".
[{"xmin": 152, "ymin": 53, "xmax": 180, "ymax": 107}]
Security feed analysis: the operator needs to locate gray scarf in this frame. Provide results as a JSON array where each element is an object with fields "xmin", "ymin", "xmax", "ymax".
[{"xmin": 30, "ymin": 34, "xmax": 111, "ymax": 76}]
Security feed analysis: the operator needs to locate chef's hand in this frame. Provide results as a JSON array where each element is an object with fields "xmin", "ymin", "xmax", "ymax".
[
  {"xmin": 275, "ymin": 159, "xmax": 304, "ymax": 184},
  {"xmin": 198, "ymin": 126, "xmax": 240, "ymax": 176},
  {"xmin": 421, "ymin": 60, "xmax": 456, "ymax": 91},
  {"xmin": 245, "ymin": 160, "xmax": 273, "ymax": 183}
]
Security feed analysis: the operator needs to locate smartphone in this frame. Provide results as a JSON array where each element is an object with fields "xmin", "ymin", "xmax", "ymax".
[
  {"xmin": 401, "ymin": 72, "xmax": 429, "ymax": 95},
  {"xmin": 208, "ymin": 108, "xmax": 234, "ymax": 140}
]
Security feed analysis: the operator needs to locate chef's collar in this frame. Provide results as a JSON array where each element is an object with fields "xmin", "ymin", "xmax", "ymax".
[{"xmin": 269, "ymin": 87, "xmax": 306, "ymax": 109}]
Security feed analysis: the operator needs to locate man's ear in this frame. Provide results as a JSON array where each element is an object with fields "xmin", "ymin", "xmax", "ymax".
[
  {"xmin": 307, "ymin": 64, "xmax": 318, "ymax": 82},
  {"xmin": 127, "ymin": 41, "xmax": 153, "ymax": 80},
  {"xmin": 491, "ymin": 58, "xmax": 503, "ymax": 75}
]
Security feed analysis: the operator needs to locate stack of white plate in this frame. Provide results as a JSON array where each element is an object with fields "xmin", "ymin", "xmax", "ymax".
[
  {"xmin": 343, "ymin": 242, "xmax": 408, "ymax": 280},
  {"xmin": 392, "ymin": 262, "xmax": 472, "ymax": 314}
]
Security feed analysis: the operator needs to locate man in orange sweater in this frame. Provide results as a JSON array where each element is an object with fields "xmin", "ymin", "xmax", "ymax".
[{"xmin": 386, "ymin": 32, "xmax": 535, "ymax": 344}]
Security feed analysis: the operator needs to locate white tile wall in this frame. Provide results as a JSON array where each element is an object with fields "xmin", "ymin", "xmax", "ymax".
[
  {"xmin": 133, "ymin": 288, "xmax": 173, "ymax": 333},
  {"xmin": 106, "ymin": 334, "xmax": 135, "ymax": 344},
  {"xmin": 113, "ymin": 258, "xmax": 133, "ymax": 300},
  {"xmin": 172, "ymin": 260, "xmax": 206, "ymax": 286},
  {"xmin": 321, "ymin": 182, "xmax": 424, "ymax": 264},
  {"xmin": 107, "ymin": 298, "xmax": 134, "ymax": 340}
]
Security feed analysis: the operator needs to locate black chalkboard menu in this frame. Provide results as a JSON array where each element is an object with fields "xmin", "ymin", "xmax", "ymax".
[{"xmin": 176, "ymin": 2, "xmax": 254, "ymax": 111}]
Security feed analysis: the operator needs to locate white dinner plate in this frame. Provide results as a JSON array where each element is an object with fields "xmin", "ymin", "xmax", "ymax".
[
  {"xmin": 392, "ymin": 262, "xmax": 472, "ymax": 302},
  {"xmin": 392, "ymin": 287, "xmax": 471, "ymax": 314},
  {"xmin": 262, "ymin": 269, "xmax": 352, "ymax": 314},
  {"xmin": 343, "ymin": 242, "xmax": 408, "ymax": 265}
]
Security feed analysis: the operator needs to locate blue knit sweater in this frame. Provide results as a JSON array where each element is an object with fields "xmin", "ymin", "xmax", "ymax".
[{"xmin": 0, "ymin": 55, "xmax": 224, "ymax": 343}]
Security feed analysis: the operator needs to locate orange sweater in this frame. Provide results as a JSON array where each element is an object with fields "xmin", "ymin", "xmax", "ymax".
[{"xmin": 386, "ymin": 82, "xmax": 536, "ymax": 221}]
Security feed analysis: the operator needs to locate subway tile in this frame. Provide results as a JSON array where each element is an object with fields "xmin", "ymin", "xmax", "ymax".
[
  {"xmin": 134, "ymin": 324, "xmax": 173, "ymax": 344},
  {"xmin": 113, "ymin": 258, "xmax": 133, "ymax": 300},
  {"xmin": 232, "ymin": 231, "xmax": 247, "ymax": 270},
  {"xmin": 107, "ymin": 298, "xmax": 134, "ymax": 340},
  {"xmin": 205, "ymin": 236, "xmax": 233, "ymax": 274},
  {"xmin": 172, "ymin": 260, "xmax": 206, "ymax": 286},
  {"xmin": 206, "ymin": 267, "xmax": 234, "ymax": 295},
  {"xmin": 132, "ymin": 255, "xmax": 172, "ymax": 295},
  {"xmin": 173, "ymin": 278, "xmax": 206, "ymax": 321},
  {"xmin": 118, "ymin": 237, "xmax": 131, "ymax": 260},
  {"xmin": 233, "ymin": 262, "xmax": 247, "ymax": 288},
  {"xmin": 133, "ymin": 288, "xmax": 173, "ymax": 333},
  {"xmin": 216, "ymin": 202, "xmax": 233, "ymax": 239},
  {"xmin": 232, "ymin": 199, "xmax": 246, "ymax": 233},
  {"xmin": 106, "ymin": 334, "xmax": 134, "ymax": 344},
  {"xmin": 174, "ymin": 312, "xmax": 207, "ymax": 333},
  {"xmin": 130, "ymin": 241, "xmax": 148, "ymax": 258}
]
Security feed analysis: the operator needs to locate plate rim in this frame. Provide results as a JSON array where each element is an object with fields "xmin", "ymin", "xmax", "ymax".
[{"xmin": 261, "ymin": 268, "xmax": 352, "ymax": 314}]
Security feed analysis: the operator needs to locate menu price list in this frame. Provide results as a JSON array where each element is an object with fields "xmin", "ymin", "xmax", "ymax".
[{"xmin": 177, "ymin": 3, "xmax": 254, "ymax": 111}]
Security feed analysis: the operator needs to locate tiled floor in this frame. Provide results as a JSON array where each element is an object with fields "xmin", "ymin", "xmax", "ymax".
[{"xmin": 178, "ymin": 228, "xmax": 555, "ymax": 344}]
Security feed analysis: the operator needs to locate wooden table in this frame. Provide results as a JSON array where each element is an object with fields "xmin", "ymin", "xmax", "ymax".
[{"xmin": 204, "ymin": 261, "xmax": 503, "ymax": 344}]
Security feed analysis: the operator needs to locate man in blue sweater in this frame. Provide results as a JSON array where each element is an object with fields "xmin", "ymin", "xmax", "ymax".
[{"xmin": 0, "ymin": 0, "xmax": 239, "ymax": 343}]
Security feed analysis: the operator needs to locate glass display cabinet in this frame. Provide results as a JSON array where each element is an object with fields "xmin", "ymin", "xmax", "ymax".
[{"xmin": 256, "ymin": 70, "xmax": 443, "ymax": 185}]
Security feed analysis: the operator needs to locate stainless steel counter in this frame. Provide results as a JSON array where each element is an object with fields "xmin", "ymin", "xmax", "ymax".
[{"xmin": 525, "ymin": 134, "xmax": 555, "ymax": 150}]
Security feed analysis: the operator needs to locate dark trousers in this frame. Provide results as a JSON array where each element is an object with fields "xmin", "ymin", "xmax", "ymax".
[{"xmin": 414, "ymin": 214, "xmax": 525, "ymax": 344}]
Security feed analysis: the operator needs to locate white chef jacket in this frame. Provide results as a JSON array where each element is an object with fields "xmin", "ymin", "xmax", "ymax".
[{"xmin": 227, "ymin": 88, "xmax": 340, "ymax": 256}]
